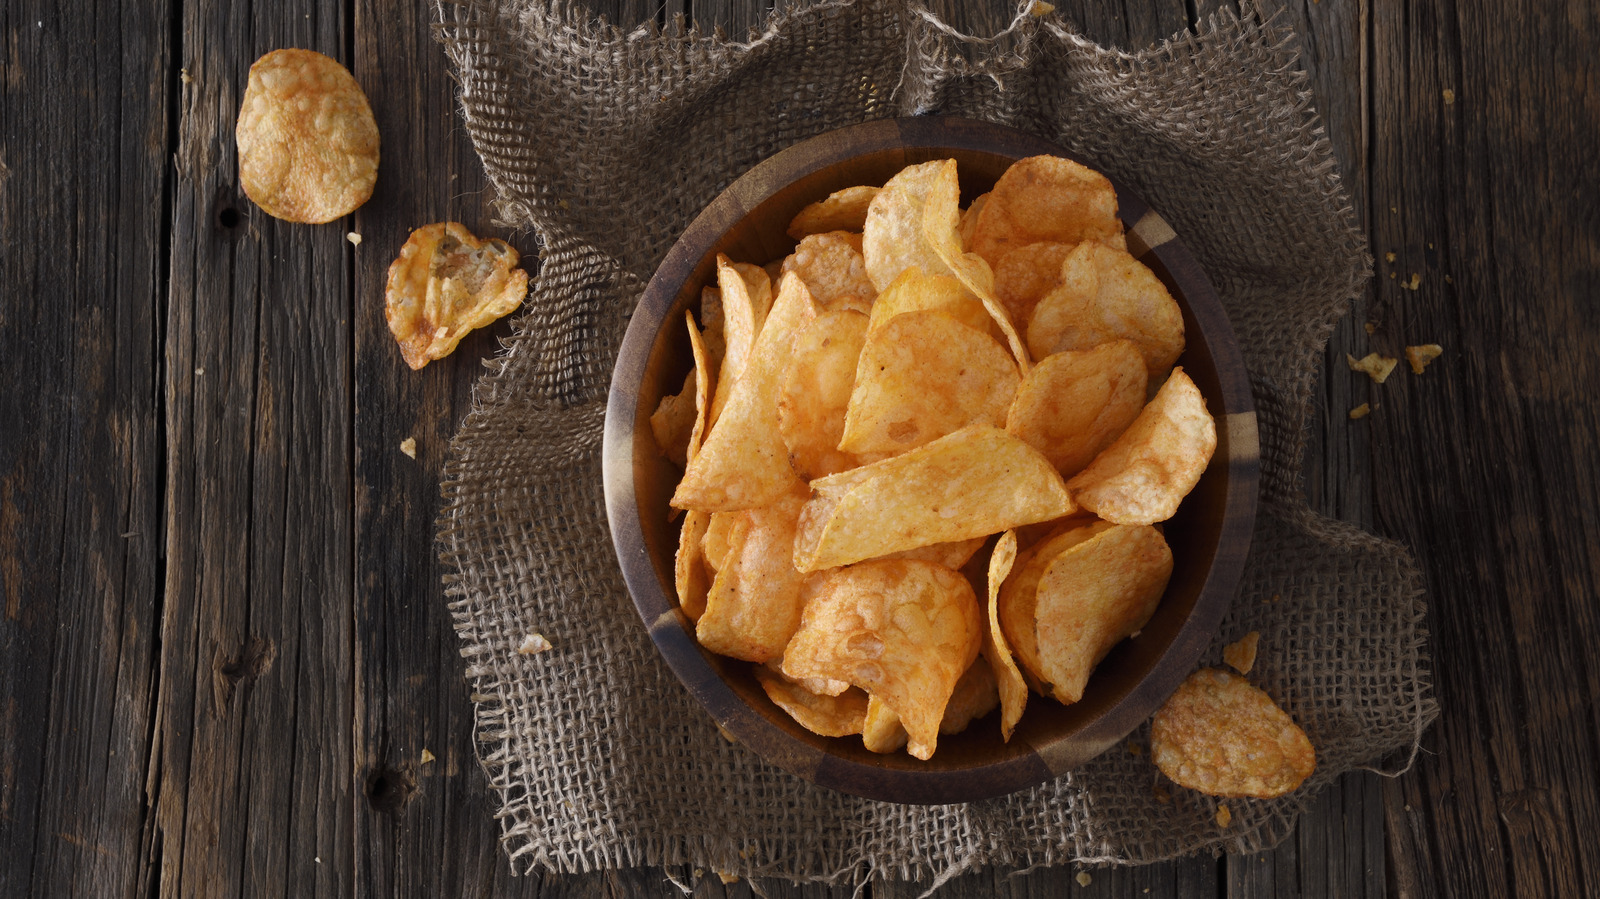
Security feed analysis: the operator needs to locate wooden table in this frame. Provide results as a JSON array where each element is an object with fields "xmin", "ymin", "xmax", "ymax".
[{"xmin": 3, "ymin": 0, "xmax": 1595, "ymax": 895}]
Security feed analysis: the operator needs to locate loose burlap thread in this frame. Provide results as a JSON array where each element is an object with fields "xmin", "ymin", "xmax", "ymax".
[{"xmin": 433, "ymin": 0, "xmax": 1437, "ymax": 884}]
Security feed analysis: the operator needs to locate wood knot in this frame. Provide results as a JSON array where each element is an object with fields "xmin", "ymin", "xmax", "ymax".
[
  {"xmin": 364, "ymin": 764, "xmax": 418, "ymax": 817},
  {"xmin": 212, "ymin": 636, "xmax": 276, "ymax": 709}
]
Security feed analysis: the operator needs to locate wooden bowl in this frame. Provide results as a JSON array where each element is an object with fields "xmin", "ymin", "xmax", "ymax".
[{"xmin": 603, "ymin": 117, "xmax": 1258, "ymax": 804}]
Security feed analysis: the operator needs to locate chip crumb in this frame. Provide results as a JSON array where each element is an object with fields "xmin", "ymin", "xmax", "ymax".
[
  {"xmin": 1346, "ymin": 352, "xmax": 1399, "ymax": 384},
  {"xmin": 399, "ymin": 437, "xmax": 417, "ymax": 458},
  {"xmin": 1390, "ymin": 206, "xmax": 1399, "ymax": 214},
  {"xmin": 1400, "ymin": 272, "xmax": 1423, "ymax": 290},
  {"xmin": 1154, "ymin": 785, "xmax": 1171, "ymax": 804},
  {"xmin": 1406, "ymin": 344, "xmax": 1444, "ymax": 374},
  {"xmin": 1384, "ymin": 252, "xmax": 1396, "ymax": 263},
  {"xmin": 558, "ymin": 199, "xmax": 571, "ymax": 210},
  {"xmin": 180, "ymin": 67, "xmax": 194, "ymax": 85},
  {"xmin": 1363, "ymin": 322, "xmax": 1377, "ymax": 335},
  {"xmin": 1127, "ymin": 740, "xmax": 1143, "ymax": 756},
  {"xmin": 1348, "ymin": 402, "xmax": 1371, "ymax": 420},
  {"xmin": 1076, "ymin": 871, "xmax": 1093, "ymax": 887},
  {"xmin": 1443, "ymin": 88, "xmax": 1456, "ymax": 104},
  {"xmin": 1389, "ymin": 272, "xmax": 1397, "ymax": 279},
  {"xmin": 1029, "ymin": 0, "xmax": 1056, "ymax": 15},
  {"xmin": 1445, "ymin": 275, "xmax": 1454, "ymax": 284},
  {"xmin": 717, "ymin": 871, "xmax": 740, "ymax": 885},
  {"xmin": 420, "ymin": 748, "xmax": 435, "ymax": 765},
  {"xmin": 347, "ymin": 231, "xmax": 362, "ymax": 246},
  {"xmin": 517, "ymin": 633, "xmax": 553, "ymax": 655},
  {"xmin": 1216, "ymin": 804, "xmax": 1232, "ymax": 828},
  {"xmin": 1271, "ymin": 593, "xmax": 1281, "ymax": 603},
  {"xmin": 1428, "ymin": 242, "xmax": 1435, "ymax": 249},
  {"xmin": 716, "ymin": 723, "xmax": 739, "ymax": 744},
  {"xmin": 1223, "ymin": 631, "xmax": 1260, "ymax": 675}
]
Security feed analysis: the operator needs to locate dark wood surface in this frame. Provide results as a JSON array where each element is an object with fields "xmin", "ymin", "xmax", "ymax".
[{"xmin": 1, "ymin": 0, "xmax": 1594, "ymax": 896}]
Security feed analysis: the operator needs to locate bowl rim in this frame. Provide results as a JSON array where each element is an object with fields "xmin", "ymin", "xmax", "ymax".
[{"xmin": 603, "ymin": 116, "xmax": 1259, "ymax": 805}]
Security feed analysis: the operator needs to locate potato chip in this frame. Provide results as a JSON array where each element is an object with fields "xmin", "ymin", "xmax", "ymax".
[
  {"xmin": 754, "ymin": 665, "xmax": 868, "ymax": 737},
  {"xmin": 700, "ymin": 286, "xmax": 726, "ymax": 371},
  {"xmin": 384, "ymin": 222, "xmax": 529, "ymax": 370},
  {"xmin": 1026, "ymin": 241, "xmax": 1184, "ymax": 377},
  {"xmin": 777, "ymin": 308, "xmax": 870, "ymax": 479},
  {"xmin": 793, "ymin": 425, "xmax": 1074, "ymax": 572},
  {"xmin": 996, "ymin": 521, "xmax": 1113, "ymax": 695},
  {"xmin": 710, "ymin": 255, "xmax": 775, "ymax": 427},
  {"xmin": 880, "ymin": 537, "xmax": 987, "ymax": 571},
  {"xmin": 865, "ymin": 268, "xmax": 994, "ymax": 339},
  {"xmin": 862, "ymin": 160, "xmax": 957, "ymax": 291},
  {"xmin": 781, "ymin": 560, "xmax": 982, "ymax": 759},
  {"xmin": 1067, "ymin": 367, "xmax": 1217, "ymax": 525},
  {"xmin": 1006, "ymin": 341, "xmax": 1147, "ymax": 478},
  {"xmin": 840, "ymin": 310, "xmax": 1020, "ymax": 455},
  {"xmin": 1405, "ymin": 343, "xmax": 1443, "ymax": 374},
  {"xmin": 958, "ymin": 192, "xmax": 989, "ymax": 251},
  {"xmin": 673, "ymin": 274, "xmax": 814, "ymax": 511},
  {"xmin": 1223, "ymin": 631, "xmax": 1260, "ymax": 675},
  {"xmin": 675, "ymin": 509, "xmax": 712, "ymax": 621},
  {"xmin": 781, "ymin": 231, "xmax": 876, "ymax": 313},
  {"xmin": 702, "ymin": 511, "xmax": 738, "ymax": 572},
  {"xmin": 236, "ymin": 49, "xmax": 378, "ymax": 223},
  {"xmin": 982, "ymin": 531, "xmax": 1028, "ymax": 740},
  {"xmin": 787, "ymin": 185, "xmax": 879, "ymax": 240},
  {"xmin": 696, "ymin": 491, "xmax": 810, "ymax": 663},
  {"xmin": 684, "ymin": 312, "xmax": 714, "ymax": 463},
  {"xmin": 940, "ymin": 656, "xmax": 1000, "ymax": 735},
  {"xmin": 650, "ymin": 368, "xmax": 696, "ymax": 465},
  {"xmin": 993, "ymin": 241, "xmax": 1073, "ymax": 326},
  {"xmin": 969, "ymin": 155, "xmax": 1122, "ymax": 265},
  {"xmin": 861, "ymin": 696, "xmax": 909, "ymax": 753},
  {"xmin": 1031, "ymin": 523, "xmax": 1172, "ymax": 703},
  {"xmin": 1150, "ymin": 668, "xmax": 1316, "ymax": 798},
  {"xmin": 1346, "ymin": 351, "xmax": 1399, "ymax": 383}
]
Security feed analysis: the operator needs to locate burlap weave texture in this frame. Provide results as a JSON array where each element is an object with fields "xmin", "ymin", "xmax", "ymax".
[{"xmin": 433, "ymin": 0, "xmax": 1437, "ymax": 883}]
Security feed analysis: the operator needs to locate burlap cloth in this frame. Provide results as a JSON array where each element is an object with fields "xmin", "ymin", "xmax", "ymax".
[{"xmin": 433, "ymin": 0, "xmax": 1437, "ymax": 884}]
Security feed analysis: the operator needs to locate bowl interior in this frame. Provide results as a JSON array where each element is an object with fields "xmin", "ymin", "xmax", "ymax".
[{"xmin": 604, "ymin": 117, "xmax": 1258, "ymax": 804}]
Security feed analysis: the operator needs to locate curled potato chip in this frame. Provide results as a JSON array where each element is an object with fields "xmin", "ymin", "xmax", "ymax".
[
  {"xmin": 778, "ymin": 308, "xmax": 870, "ymax": 479},
  {"xmin": 787, "ymin": 185, "xmax": 879, "ymax": 240},
  {"xmin": 755, "ymin": 665, "xmax": 868, "ymax": 737},
  {"xmin": 862, "ymin": 160, "xmax": 958, "ymax": 291},
  {"xmin": 1031, "ymin": 523, "xmax": 1172, "ymax": 703},
  {"xmin": 696, "ymin": 491, "xmax": 810, "ymax": 663},
  {"xmin": 958, "ymin": 193, "xmax": 989, "ymax": 251},
  {"xmin": 794, "ymin": 425, "xmax": 1074, "ymax": 572},
  {"xmin": 710, "ymin": 255, "xmax": 775, "ymax": 427},
  {"xmin": 650, "ymin": 368, "xmax": 696, "ymax": 466},
  {"xmin": 684, "ymin": 312, "xmax": 714, "ymax": 464},
  {"xmin": 1150, "ymin": 668, "xmax": 1316, "ymax": 798},
  {"xmin": 782, "ymin": 231, "xmax": 876, "ymax": 312},
  {"xmin": 702, "ymin": 511, "xmax": 738, "ymax": 572},
  {"xmin": 1224, "ymin": 631, "xmax": 1261, "ymax": 675},
  {"xmin": 861, "ymin": 696, "xmax": 909, "ymax": 753},
  {"xmin": 675, "ymin": 509, "xmax": 712, "ymax": 621},
  {"xmin": 982, "ymin": 531, "xmax": 1028, "ymax": 740},
  {"xmin": 699, "ymin": 287, "xmax": 726, "ymax": 370},
  {"xmin": 781, "ymin": 560, "xmax": 982, "ymax": 759},
  {"xmin": 969, "ymin": 155, "xmax": 1122, "ymax": 265},
  {"xmin": 384, "ymin": 222, "xmax": 529, "ymax": 370},
  {"xmin": 866, "ymin": 268, "xmax": 994, "ymax": 339},
  {"xmin": 1006, "ymin": 341, "xmax": 1147, "ymax": 478},
  {"xmin": 673, "ymin": 274, "xmax": 814, "ymax": 512},
  {"xmin": 841, "ymin": 310, "xmax": 1020, "ymax": 455},
  {"xmin": 941, "ymin": 651, "xmax": 1000, "ymax": 735},
  {"xmin": 994, "ymin": 241, "xmax": 1073, "ymax": 327},
  {"xmin": 236, "ymin": 49, "xmax": 378, "ymax": 224},
  {"xmin": 1026, "ymin": 241, "xmax": 1184, "ymax": 378},
  {"xmin": 997, "ymin": 521, "xmax": 1113, "ymax": 695},
  {"xmin": 1067, "ymin": 367, "xmax": 1217, "ymax": 525}
]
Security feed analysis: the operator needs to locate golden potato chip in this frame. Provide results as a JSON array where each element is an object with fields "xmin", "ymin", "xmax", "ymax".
[
  {"xmin": 700, "ymin": 286, "xmax": 726, "ymax": 370},
  {"xmin": 861, "ymin": 696, "xmax": 909, "ymax": 753},
  {"xmin": 754, "ymin": 665, "xmax": 868, "ymax": 737},
  {"xmin": 777, "ymin": 308, "xmax": 870, "ymax": 479},
  {"xmin": 958, "ymin": 192, "xmax": 989, "ymax": 251},
  {"xmin": 781, "ymin": 560, "xmax": 982, "ymax": 759},
  {"xmin": 1405, "ymin": 343, "xmax": 1443, "ymax": 374},
  {"xmin": 793, "ymin": 425, "xmax": 1074, "ymax": 572},
  {"xmin": 673, "ymin": 274, "xmax": 814, "ymax": 511},
  {"xmin": 1031, "ymin": 523, "xmax": 1172, "ymax": 703},
  {"xmin": 982, "ymin": 531, "xmax": 1028, "ymax": 740},
  {"xmin": 782, "ymin": 231, "xmax": 875, "ymax": 312},
  {"xmin": 996, "ymin": 521, "xmax": 1114, "ymax": 695},
  {"xmin": 1224, "ymin": 631, "xmax": 1260, "ymax": 675},
  {"xmin": 969, "ymin": 155, "xmax": 1122, "ymax": 265},
  {"xmin": 236, "ymin": 49, "xmax": 378, "ymax": 224},
  {"xmin": 675, "ymin": 509, "xmax": 712, "ymax": 621},
  {"xmin": 862, "ymin": 160, "xmax": 957, "ymax": 291},
  {"xmin": 880, "ymin": 537, "xmax": 987, "ymax": 570},
  {"xmin": 696, "ymin": 491, "xmax": 810, "ymax": 663},
  {"xmin": 1346, "ymin": 351, "xmax": 1398, "ymax": 383},
  {"xmin": 684, "ymin": 312, "xmax": 714, "ymax": 464},
  {"xmin": 1006, "ymin": 341, "xmax": 1147, "ymax": 478},
  {"xmin": 1067, "ymin": 367, "xmax": 1217, "ymax": 525},
  {"xmin": 940, "ymin": 656, "xmax": 1000, "ymax": 735},
  {"xmin": 710, "ymin": 255, "xmax": 775, "ymax": 427},
  {"xmin": 865, "ymin": 268, "xmax": 994, "ymax": 339},
  {"xmin": 993, "ymin": 241, "xmax": 1073, "ymax": 326},
  {"xmin": 840, "ymin": 310, "xmax": 1020, "ymax": 455},
  {"xmin": 787, "ymin": 185, "xmax": 879, "ymax": 240},
  {"xmin": 650, "ymin": 368, "xmax": 696, "ymax": 466},
  {"xmin": 384, "ymin": 222, "xmax": 529, "ymax": 370},
  {"xmin": 702, "ymin": 511, "xmax": 738, "ymax": 572},
  {"xmin": 1026, "ymin": 241, "xmax": 1184, "ymax": 377},
  {"xmin": 1150, "ymin": 668, "xmax": 1316, "ymax": 798}
]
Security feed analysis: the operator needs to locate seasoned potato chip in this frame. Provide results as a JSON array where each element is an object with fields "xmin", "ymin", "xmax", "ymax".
[
  {"xmin": 650, "ymin": 368, "xmax": 696, "ymax": 465},
  {"xmin": 1405, "ymin": 343, "xmax": 1443, "ymax": 374},
  {"xmin": 794, "ymin": 425, "xmax": 1074, "ymax": 572},
  {"xmin": 384, "ymin": 222, "xmax": 529, "ymax": 370},
  {"xmin": 787, "ymin": 185, "xmax": 879, "ymax": 240},
  {"xmin": 782, "ymin": 231, "xmax": 876, "ymax": 313},
  {"xmin": 841, "ymin": 310, "xmax": 1020, "ymax": 455},
  {"xmin": 997, "ymin": 521, "xmax": 1114, "ymax": 695},
  {"xmin": 993, "ymin": 241, "xmax": 1073, "ymax": 326},
  {"xmin": 940, "ymin": 656, "xmax": 1000, "ymax": 734},
  {"xmin": 1006, "ymin": 341, "xmax": 1147, "ymax": 478},
  {"xmin": 781, "ymin": 560, "xmax": 982, "ymax": 759},
  {"xmin": 969, "ymin": 155, "xmax": 1122, "ymax": 265},
  {"xmin": 710, "ymin": 255, "xmax": 775, "ymax": 427},
  {"xmin": 673, "ymin": 274, "xmax": 814, "ymax": 511},
  {"xmin": 866, "ymin": 268, "xmax": 994, "ymax": 339},
  {"xmin": 702, "ymin": 511, "xmax": 738, "ymax": 572},
  {"xmin": 982, "ymin": 531, "xmax": 1028, "ymax": 740},
  {"xmin": 777, "ymin": 308, "xmax": 870, "ymax": 479},
  {"xmin": 1150, "ymin": 668, "xmax": 1316, "ymax": 798},
  {"xmin": 699, "ymin": 287, "xmax": 726, "ymax": 370},
  {"xmin": 881, "ymin": 537, "xmax": 987, "ymax": 571},
  {"xmin": 1224, "ymin": 631, "xmax": 1260, "ymax": 675},
  {"xmin": 958, "ymin": 192, "xmax": 989, "ymax": 252},
  {"xmin": 236, "ymin": 49, "xmax": 378, "ymax": 223},
  {"xmin": 862, "ymin": 160, "xmax": 957, "ymax": 291},
  {"xmin": 1068, "ymin": 367, "xmax": 1217, "ymax": 525},
  {"xmin": 696, "ymin": 491, "xmax": 810, "ymax": 663},
  {"xmin": 861, "ymin": 696, "xmax": 909, "ymax": 753},
  {"xmin": 675, "ymin": 509, "xmax": 712, "ymax": 621},
  {"xmin": 684, "ymin": 312, "xmax": 714, "ymax": 463},
  {"xmin": 755, "ymin": 665, "xmax": 868, "ymax": 737},
  {"xmin": 1031, "ymin": 523, "xmax": 1172, "ymax": 703},
  {"xmin": 1026, "ymin": 241, "xmax": 1184, "ymax": 377}
]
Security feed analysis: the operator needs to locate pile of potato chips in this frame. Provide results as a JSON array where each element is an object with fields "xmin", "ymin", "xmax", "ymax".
[{"xmin": 656, "ymin": 155, "xmax": 1221, "ymax": 763}]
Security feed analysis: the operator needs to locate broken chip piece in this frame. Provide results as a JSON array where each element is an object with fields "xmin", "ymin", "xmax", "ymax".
[
  {"xmin": 1150, "ymin": 668, "xmax": 1316, "ymax": 798},
  {"xmin": 1222, "ymin": 631, "xmax": 1260, "ymax": 675},
  {"xmin": 1405, "ymin": 343, "xmax": 1443, "ymax": 374},
  {"xmin": 1346, "ymin": 352, "xmax": 1399, "ymax": 384},
  {"xmin": 384, "ymin": 222, "xmax": 529, "ymax": 370}
]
